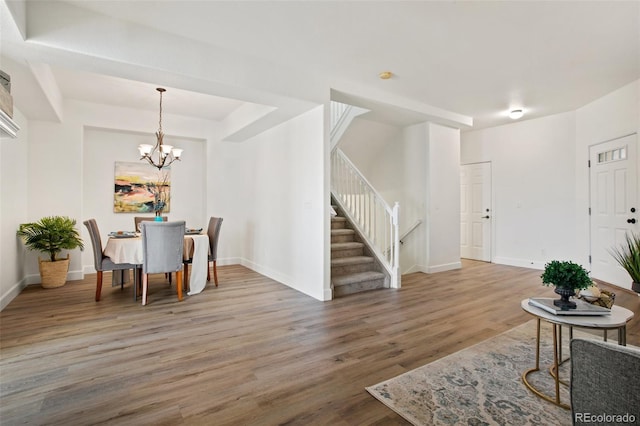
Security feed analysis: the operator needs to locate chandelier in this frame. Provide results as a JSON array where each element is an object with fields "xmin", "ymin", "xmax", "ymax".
[{"xmin": 138, "ymin": 88, "xmax": 182, "ymax": 170}]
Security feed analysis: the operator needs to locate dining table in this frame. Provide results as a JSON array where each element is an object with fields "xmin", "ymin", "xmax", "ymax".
[{"xmin": 104, "ymin": 232, "xmax": 210, "ymax": 298}]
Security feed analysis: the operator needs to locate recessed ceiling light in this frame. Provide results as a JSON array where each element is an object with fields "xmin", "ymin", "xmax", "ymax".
[
  {"xmin": 379, "ymin": 71, "xmax": 393, "ymax": 80},
  {"xmin": 509, "ymin": 109, "xmax": 524, "ymax": 119}
]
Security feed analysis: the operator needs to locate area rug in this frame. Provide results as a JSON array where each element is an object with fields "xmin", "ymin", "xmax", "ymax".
[{"xmin": 365, "ymin": 320, "xmax": 592, "ymax": 426}]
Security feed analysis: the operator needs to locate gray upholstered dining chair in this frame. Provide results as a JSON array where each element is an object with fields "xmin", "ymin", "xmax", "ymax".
[
  {"xmin": 84, "ymin": 219, "xmax": 138, "ymax": 302},
  {"xmin": 206, "ymin": 217, "xmax": 223, "ymax": 286},
  {"xmin": 140, "ymin": 221, "xmax": 185, "ymax": 306},
  {"xmin": 182, "ymin": 216, "xmax": 223, "ymax": 290},
  {"xmin": 135, "ymin": 216, "xmax": 172, "ymax": 282}
]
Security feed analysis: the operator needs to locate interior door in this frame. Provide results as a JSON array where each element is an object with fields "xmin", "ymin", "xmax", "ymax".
[
  {"xmin": 460, "ymin": 162, "xmax": 491, "ymax": 261},
  {"xmin": 589, "ymin": 134, "xmax": 638, "ymax": 287}
]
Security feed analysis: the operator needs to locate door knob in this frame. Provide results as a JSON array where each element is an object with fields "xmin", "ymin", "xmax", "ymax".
[
  {"xmin": 482, "ymin": 215, "xmax": 490, "ymax": 219},
  {"xmin": 628, "ymin": 218, "xmax": 637, "ymax": 224}
]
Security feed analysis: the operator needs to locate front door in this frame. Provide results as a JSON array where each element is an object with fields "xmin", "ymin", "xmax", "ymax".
[
  {"xmin": 589, "ymin": 134, "xmax": 638, "ymax": 287},
  {"xmin": 461, "ymin": 162, "xmax": 492, "ymax": 262}
]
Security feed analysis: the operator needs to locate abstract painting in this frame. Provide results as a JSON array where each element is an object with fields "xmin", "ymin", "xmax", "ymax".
[{"xmin": 113, "ymin": 162, "xmax": 171, "ymax": 213}]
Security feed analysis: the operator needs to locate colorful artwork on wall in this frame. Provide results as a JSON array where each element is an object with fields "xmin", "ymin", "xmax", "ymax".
[{"xmin": 113, "ymin": 162, "xmax": 171, "ymax": 213}]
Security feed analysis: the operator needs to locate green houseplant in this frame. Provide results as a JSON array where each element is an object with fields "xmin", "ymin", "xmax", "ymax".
[
  {"xmin": 609, "ymin": 232, "xmax": 640, "ymax": 294},
  {"xmin": 540, "ymin": 260, "xmax": 592, "ymax": 309},
  {"xmin": 17, "ymin": 216, "xmax": 84, "ymax": 288}
]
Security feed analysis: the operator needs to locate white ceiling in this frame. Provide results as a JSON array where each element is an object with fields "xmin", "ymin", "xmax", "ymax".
[{"xmin": 1, "ymin": 0, "xmax": 638, "ymax": 133}]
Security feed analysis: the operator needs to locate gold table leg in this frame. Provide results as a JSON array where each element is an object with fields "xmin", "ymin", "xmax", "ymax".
[{"xmin": 521, "ymin": 319, "xmax": 570, "ymax": 410}]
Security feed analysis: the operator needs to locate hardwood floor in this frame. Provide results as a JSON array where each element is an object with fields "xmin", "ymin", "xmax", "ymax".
[{"xmin": 1, "ymin": 260, "xmax": 638, "ymax": 425}]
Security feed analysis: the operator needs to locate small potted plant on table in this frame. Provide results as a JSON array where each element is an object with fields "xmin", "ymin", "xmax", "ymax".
[
  {"xmin": 540, "ymin": 260, "xmax": 592, "ymax": 310},
  {"xmin": 17, "ymin": 216, "xmax": 84, "ymax": 288}
]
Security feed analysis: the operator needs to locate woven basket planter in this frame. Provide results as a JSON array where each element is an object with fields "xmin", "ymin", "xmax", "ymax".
[{"xmin": 38, "ymin": 255, "xmax": 70, "ymax": 288}]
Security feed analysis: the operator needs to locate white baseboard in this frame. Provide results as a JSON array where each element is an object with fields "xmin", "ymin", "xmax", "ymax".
[
  {"xmin": 0, "ymin": 278, "xmax": 28, "ymax": 311},
  {"xmin": 425, "ymin": 261, "xmax": 462, "ymax": 274},
  {"xmin": 323, "ymin": 287, "xmax": 333, "ymax": 301},
  {"xmin": 493, "ymin": 257, "xmax": 545, "ymax": 270},
  {"xmin": 217, "ymin": 257, "xmax": 242, "ymax": 266},
  {"xmin": 402, "ymin": 264, "xmax": 422, "ymax": 275}
]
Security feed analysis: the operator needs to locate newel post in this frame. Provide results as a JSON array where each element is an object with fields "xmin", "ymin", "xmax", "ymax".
[{"xmin": 392, "ymin": 202, "xmax": 401, "ymax": 288}]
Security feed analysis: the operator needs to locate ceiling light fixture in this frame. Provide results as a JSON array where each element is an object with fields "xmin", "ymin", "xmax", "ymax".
[
  {"xmin": 379, "ymin": 71, "xmax": 393, "ymax": 80},
  {"xmin": 138, "ymin": 88, "xmax": 182, "ymax": 170},
  {"xmin": 509, "ymin": 109, "xmax": 524, "ymax": 119}
]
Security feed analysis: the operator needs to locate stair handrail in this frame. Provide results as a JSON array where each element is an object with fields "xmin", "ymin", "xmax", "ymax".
[
  {"xmin": 384, "ymin": 219, "xmax": 421, "ymax": 258},
  {"xmin": 399, "ymin": 219, "xmax": 422, "ymax": 245},
  {"xmin": 331, "ymin": 148, "xmax": 400, "ymax": 288}
]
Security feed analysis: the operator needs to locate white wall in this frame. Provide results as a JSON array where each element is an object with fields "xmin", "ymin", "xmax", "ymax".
[
  {"xmin": 399, "ymin": 124, "xmax": 428, "ymax": 274},
  {"xmin": 424, "ymin": 123, "xmax": 461, "ymax": 273},
  {"xmin": 211, "ymin": 106, "xmax": 328, "ymax": 300},
  {"xmin": 461, "ymin": 80, "xmax": 639, "ymax": 279},
  {"xmin": 1, "ymin": 108, "xmax": 29, "ymax": 310},
  {"xmin": 461, "ymin": 112, "xmax": 578, "ymax": 269}
]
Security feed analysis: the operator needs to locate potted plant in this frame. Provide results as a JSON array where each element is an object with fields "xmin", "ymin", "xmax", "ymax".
[
  {"xmin": 540, "ymin": 260, "xmax": 592, "ymax": 309},
  {"xmin": 17, "ymin": 216, "xmax": 84, "ymax": 288},
  {"xmin": 609, "ymin": 232, "xmax": 640, "ymax": 294}
]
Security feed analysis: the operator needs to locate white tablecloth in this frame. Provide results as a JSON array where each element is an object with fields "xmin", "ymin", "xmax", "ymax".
[
  {"xmin": 104, "ymin": 234, "xmax": 210, "ymax": 294},
  {"xmin": 186, "ymin": 235, "xmax": 208, "ymax": 295}
]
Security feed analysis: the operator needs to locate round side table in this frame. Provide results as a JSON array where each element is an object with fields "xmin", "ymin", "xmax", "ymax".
[{"xmin": 520, "ymin": 298, "xmax": 634, "ymax": 409}]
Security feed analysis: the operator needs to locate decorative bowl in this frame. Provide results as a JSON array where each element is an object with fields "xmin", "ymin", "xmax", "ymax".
[{"xmin": 579, "ymin": 290, "xmax": 598, "ymax": 302}]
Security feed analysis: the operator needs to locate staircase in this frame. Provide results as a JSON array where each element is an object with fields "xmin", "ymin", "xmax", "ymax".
[
  {"xmin": 331, "ymin": 202, "xmax": 388, "ymax": 297},
  {"xmin": 329, "ymin": 101, "xmax": 400, "ymax": 297}
]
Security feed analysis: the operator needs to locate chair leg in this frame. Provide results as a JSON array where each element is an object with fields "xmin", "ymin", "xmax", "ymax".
[
  {"xmin": 176, "ymin": 270, "xmax": 183, "ymax": 301},
  {"xmin": 95, "ymin": 271, "xmax": 103, "ymax": 302},
  {"xmin": 142, "ymin": 273, "xmax": 149, "ymax": 306},
  {"xmin": 207, "ymin": 261, "xmax": 211, "ymax": 282},
  {"xmin": 213, "ymin": 261, "xmax": 219, "ymax": 287},
  {"xmin": 183, "ymin": 263, "xmax": 190, "ymax": 292}
]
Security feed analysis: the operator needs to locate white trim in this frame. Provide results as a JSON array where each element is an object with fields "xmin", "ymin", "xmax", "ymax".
[
  {"xmin": 0, "ymin": 109, "xmax": 19, "ymax": 138},
  {"xmin": 493, "ymin": 256, "xmax": 545, "ymax": 270},
  {"xmin": 0, "ymin": 279, "xmax": 28, "ymax": 311},
  {"xmin": 424, "ymin": 261, "xmax": 462, "ymax": 273}
]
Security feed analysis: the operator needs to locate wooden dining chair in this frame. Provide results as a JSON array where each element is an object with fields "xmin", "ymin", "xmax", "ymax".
[
  {"xmin": 140, "ymin": 221, "xmax": 185, "ymax": 306},
  {"xmin": 83, "ymin": 219, "xmax": 137, "ymax": 302},
  {"xmin": 206, "ymin": 217, "xmax": 223, "ymax": 286}
]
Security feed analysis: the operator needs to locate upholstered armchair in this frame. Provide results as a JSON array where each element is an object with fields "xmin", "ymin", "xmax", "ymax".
[{"xmin": 570, "ymin": 338, "xmax": 640, "ymax": 425}]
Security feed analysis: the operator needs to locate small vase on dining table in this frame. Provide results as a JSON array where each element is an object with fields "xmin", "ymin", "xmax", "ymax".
[{"xmin": 154, "ymin": 210, "xmax": 163, "ymax": 221}]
